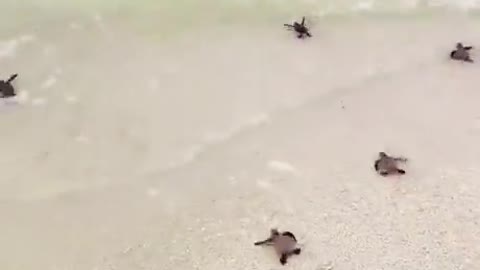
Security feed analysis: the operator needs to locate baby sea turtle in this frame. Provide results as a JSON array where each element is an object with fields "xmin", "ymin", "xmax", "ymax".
[
  {"xmin": 284, "ymin": 17, "xmax": 312, "ymax": 39},
  {"xmin": 0, "ymin": 74, "xmax": 18, "ymax": 98},
  {"xmin": 374, "ymin": 152, "xmax": 408, "ymax": 176},
  {"xmin": 450, "ymin": 42, "xmax": 473, "ymax": 63},
  {"xmin": 254, "ymin": 228, "xmax": 301, "ymax": 265}
]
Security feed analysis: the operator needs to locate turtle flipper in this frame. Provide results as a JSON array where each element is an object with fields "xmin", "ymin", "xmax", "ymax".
[
  {"xmin": 254, "ymin": 238, "xmax": 273, "ymax": 246},
  {"xmin": 374, "ymin": 160, "xmax": 380, "ymax": 171},
  {"xmin": 7, "ymin": 74, "xmax": 18, "ymax": 83},
  {"xmin": 292, "ymin": 248, "xmax": 301, "ymax": 255},
  {"xmin": 379, "ymin": 171, "xmax": 389, "ymax": 176}
]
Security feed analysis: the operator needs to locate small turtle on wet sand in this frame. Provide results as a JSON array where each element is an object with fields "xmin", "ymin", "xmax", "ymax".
[
  {"xmin": 374, "ymin": 152, "xmax": 408, "ymax": 176},
  {"xmin": 0, "ymin": 74, "xmax": 18, "ymax": 98},
  {"xmin": 284, "ymin": 17, "xmax": 312, "ymax": 39},
  {"xmin": 254, "ymin": 228, "xmax": 301, "ymax": 265},
  {"xmin": 450, "ymin": 42, "xmax": 473, "ymax": 63}
]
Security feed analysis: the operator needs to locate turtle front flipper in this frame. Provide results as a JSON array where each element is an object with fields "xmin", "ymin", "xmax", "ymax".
[
  {"xmin": 281, "ymin": 231, "xmax": 297, "ymax": 242},
  {"xmin": 7, "ymin": 74, "xmax": 18, "ymax": 83},
  {"xmin": 254, "ymin": 238, "xmax": 274, "ymax": 246}
]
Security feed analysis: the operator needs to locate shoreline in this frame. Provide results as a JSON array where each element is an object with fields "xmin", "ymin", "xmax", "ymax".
[
  {"xmin": 1, "ymin": 12, "xmax": 480, "ymax": 270},
  {"xmin": 1, "ymin": 15, "xmax": 480, "ymax": 201}
]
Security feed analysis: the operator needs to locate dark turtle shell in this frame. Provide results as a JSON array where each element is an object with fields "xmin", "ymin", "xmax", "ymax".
[
  {"xmin": 0, "ymin": 81, "xmax": 15, "ymax": 97},
  {"xmin": 0, "ymin": 74, "xmax": 17, "ymax": 98}
]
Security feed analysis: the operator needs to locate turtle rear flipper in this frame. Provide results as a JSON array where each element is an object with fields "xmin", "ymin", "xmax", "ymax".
[{"xmin": 279, "ymin": 248, "xmax": 301, "ymax": 265}]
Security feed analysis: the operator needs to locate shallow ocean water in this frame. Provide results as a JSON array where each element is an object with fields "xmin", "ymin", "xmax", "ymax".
[{"xmin": 1, "ymin": 1, "xmax": 480, "ymax": 269}]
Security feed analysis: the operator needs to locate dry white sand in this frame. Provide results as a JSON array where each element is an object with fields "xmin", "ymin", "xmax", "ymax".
[{"xmin": 1, "ymin": 13, "xmax": 480, "ymax": 270}]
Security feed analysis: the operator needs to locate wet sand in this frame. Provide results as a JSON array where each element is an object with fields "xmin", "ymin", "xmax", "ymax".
[{"xmin": 1, "ymin": 14, "xmax": 480, "ymax": 270}]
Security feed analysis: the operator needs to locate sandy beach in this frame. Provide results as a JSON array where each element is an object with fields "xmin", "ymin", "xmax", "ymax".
[{"xmin": 1, "ymin": 2, "xmax": 480, "ymax": 269}]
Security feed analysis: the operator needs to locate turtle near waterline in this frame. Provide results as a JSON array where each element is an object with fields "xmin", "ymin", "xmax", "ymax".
[
  {"xmin": 284, "ymin": 17, "xmax": 312, "ymax": 39},
  {"xmin": 0, "ymin": 74, "xmax": 18, "ymax": 98},
  {"xmin": 450, "ymin": 42, "xmax": 473, "ymax": 63}
]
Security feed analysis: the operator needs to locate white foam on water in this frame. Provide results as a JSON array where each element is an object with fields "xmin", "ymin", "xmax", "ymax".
[
  {"xmin": 69, "ymin": 22, "xmax": 84, "ymax": 30},
  {"xmin": 256, "ymin": 179, "xmax": 272, "ymax": 189},
  {"xmin": 41, "ymin": 76, "xmax": 57, "ymax": 89},
  {"xmin": 15, "ymin": 90, "xmax": 30, "ymax": 104},
  {"xmin": 0, "ymin": 34, "xmax": 37, "ymax": 59},
  {"xmin": 18, "ymin": 35, "xmax": 36, "ymax": 43},
  {"xmin": 74, "ymin": 135, "xmax": 90, "ymax": 143},
  {"xmin": 146, "ymin": 188, "xmax": 159, "ymax": 197},
  {"xmin": 64, "ymin": 95, "xmax": 78, "ymax": 104},
  {"xmin": 353, "ymin": 0, "xmax": 375, "ymax": 10},
  {"xmin": 173, "ymin": 113, "xmax": 271, "ymax": 167},
  {"xmin": 267, "ymin": 160, "xmax": 298, "ymax": 174},
  {"xmin": 31, "ymin": 97, "xmax": 48, "ymax": 106},
  {"xmin": 0, "ymin": 39, "xmax": 18, "ymax": 59}
]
